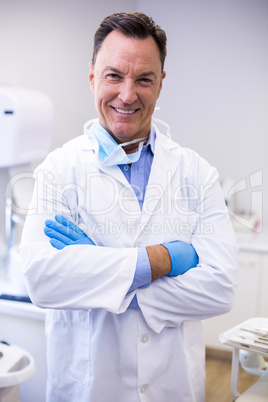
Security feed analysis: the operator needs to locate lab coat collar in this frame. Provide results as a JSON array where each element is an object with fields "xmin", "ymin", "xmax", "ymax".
[
  {"xmin": 82, "ymin": 118, "xmax": 178, "ymax": 153},
  {"xmin": 81, "ymin": 118, "xmax": 181, "ymax": 193}
]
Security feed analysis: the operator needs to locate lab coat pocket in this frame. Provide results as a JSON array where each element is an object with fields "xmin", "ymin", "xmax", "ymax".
[{"xmin": 45, "ymin": 309, "xmax": 91, "ymax": 386}]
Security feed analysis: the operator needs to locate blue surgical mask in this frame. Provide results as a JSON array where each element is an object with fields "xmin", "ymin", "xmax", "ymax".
[{"xmin": 89, "ymin": 121, "xmax": 148, "ymax": 167}]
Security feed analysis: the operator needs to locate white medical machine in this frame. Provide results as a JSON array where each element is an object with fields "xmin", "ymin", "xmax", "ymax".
[
  {"xmin": 220, "ymin": 317, "xmax": 268, "ymax": 401},
  {"xmin": 0, "ymin": 341, "xmax": 36, "ymax": 402},
  {"xmin": 0, "ymin": 85, "xmax": 52, "ymax": 300}
]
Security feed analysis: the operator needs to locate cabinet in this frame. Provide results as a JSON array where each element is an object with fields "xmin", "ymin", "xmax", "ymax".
[{"xmin": 203, "ymin": 232, "xmax": 268, "ymax": 350}]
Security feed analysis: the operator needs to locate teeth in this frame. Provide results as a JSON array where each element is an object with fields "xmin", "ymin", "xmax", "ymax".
[{"xmin": 114, "ymin": 108, "xmax": 136, "ymax": 115}]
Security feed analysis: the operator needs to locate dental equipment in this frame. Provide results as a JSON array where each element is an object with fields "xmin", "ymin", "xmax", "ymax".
[
  {"xmin": 220, "ymin": 317, "xmax": 268, "ymax": 401},
  {"xmin": 0, "ymin": 85, "xmax": 52, "ymax": 299}
]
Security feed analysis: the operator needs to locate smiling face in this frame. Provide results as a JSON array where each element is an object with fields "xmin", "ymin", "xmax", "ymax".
[{"xmin": 89, "ymin": 30, "xmax": 166, "ymax": 145}]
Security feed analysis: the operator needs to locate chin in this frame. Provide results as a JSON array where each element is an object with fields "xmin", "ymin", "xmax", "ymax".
[{"xmin": 110, "ymin": 126, "xmax": 139, "ymax": 142}]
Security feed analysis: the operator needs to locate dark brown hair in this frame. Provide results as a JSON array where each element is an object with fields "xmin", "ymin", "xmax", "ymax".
[{"xmin": 92, "ymin": 12, "xmax": 167, "ymax": 71}]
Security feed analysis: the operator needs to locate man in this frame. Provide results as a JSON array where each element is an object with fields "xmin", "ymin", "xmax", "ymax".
[{"xmin": 20, "ymin": 12, "xmax": 238, "ymax": 402}]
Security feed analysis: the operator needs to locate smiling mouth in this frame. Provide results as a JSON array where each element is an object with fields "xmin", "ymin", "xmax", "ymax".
[{"xmin": 113, "ymin": 107, "xmax": 138, "ymax": 115}]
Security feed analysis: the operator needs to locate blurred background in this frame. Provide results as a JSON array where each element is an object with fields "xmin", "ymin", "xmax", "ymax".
[{"xmin": 0, "ymin": 0, "xmax": 267, "ymax": 222}]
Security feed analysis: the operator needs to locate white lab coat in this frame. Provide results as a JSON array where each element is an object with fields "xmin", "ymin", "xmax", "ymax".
[{"xmin": 20, "ymin": 121, "xmax": 238, "ymax": 402}]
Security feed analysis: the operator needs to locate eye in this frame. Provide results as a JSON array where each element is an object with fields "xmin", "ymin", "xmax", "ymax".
[
  {"xmin": 106, "ymin": 73, "xmax": 121, "ymax": 81},
  {"xmin": 138, "ymin": 77, "xmax": 154, "ymax": 85}
]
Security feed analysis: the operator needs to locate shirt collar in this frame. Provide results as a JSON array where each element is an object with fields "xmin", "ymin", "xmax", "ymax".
[{"xmin": 144, "ymin": 126, "xmax": 156, "ymax": 155}]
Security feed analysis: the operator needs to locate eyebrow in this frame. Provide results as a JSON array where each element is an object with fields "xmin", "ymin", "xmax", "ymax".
[
  {"xmin": 138, "ymin": 71, "xmax": 157, "ymax": 79},
  {"xmin": 102, "ymin": 66, "xmax": 123, "ymax": 75},
  {"xmin": 102, "ymin": 66, "xmax": 157, "ymax": 79}
]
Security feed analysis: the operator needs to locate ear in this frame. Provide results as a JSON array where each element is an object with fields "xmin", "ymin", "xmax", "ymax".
[
  {"xmin": 157, "ymin": 70, "xmax": 166, "ymax": 98},
  {"xmin": 88, "ymin": 62, "xmax": 95, "ymax": 92}
]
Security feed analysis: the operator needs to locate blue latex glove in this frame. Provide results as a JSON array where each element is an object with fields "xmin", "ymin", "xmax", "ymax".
[
  {"xmin": 44, "ymin": 214, "xmax": 95, "ymax": 250},
  {"xmin": 161, "ymin": 241, "xmax": 198, "ymax": 276}
]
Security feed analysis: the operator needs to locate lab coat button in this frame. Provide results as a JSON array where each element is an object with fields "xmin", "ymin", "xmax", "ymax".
[
  {"xmin": 139, "ymin": 384, "xmax": 148, "ymax": 394},
  {"xmin": 141, "ymin": 334, "xmax": 149, "ymax": 343}
]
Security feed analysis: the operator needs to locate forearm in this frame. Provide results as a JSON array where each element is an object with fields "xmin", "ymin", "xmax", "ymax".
[
  {"xmin": 130, "ymin": 240, "xmax": 199, "ymax": 294},
  {"xmin": 146, "ymin": 245, "xmax": 172, "ymax": 281}
]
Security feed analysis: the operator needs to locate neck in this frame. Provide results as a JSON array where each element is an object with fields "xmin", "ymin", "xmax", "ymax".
[{"xmin": 123, "ymin": 135, "xmax": 149, "ymax": 154}]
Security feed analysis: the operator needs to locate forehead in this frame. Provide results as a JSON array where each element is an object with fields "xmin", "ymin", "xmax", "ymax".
[{"xmin": 95, "ymin": 30, "xmax": 162, "ymax": 73}]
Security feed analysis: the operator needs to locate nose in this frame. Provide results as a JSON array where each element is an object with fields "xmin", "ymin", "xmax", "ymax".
[{"xmin": 119, "ymin": 79, "xmax": 138, "ymax": 104}]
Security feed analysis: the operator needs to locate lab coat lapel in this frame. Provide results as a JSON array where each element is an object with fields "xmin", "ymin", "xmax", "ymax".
[
  {"xmin": 82, "ymin": 119, "xmax": 133, "ymax": 188},
  {"xmin": 85, "ymin": 147, "xmax": 142, "ymax": 225},
  {"xmin": 93, "ymin": 159, "xmax": 131, "ymax": 188},
  {"xmin": 82, "ymin": 137, "xmax": 132, "ymax": 189},
  {"xmin": 136, "ymin": 133, "xmax": 181, "ymax": 238}
]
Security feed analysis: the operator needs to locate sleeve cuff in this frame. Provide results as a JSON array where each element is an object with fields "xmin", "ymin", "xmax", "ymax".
[{"xmin": 128, "ymin": 247, "xmax": 151, "ymax": 292}]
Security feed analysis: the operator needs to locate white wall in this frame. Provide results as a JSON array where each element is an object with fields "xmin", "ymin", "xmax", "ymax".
[
  {"xmin": 0, "ymin": 0, "xmax": 136, "ymax": 151},
  {"xmin": 137, "ymin": 0, "xmax": 268, "ymax": 223}
]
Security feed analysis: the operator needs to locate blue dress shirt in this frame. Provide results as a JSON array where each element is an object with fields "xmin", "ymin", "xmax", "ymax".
[{"xmin": 118, "ymin": 128, "xmax": 156, "ymax": 305}]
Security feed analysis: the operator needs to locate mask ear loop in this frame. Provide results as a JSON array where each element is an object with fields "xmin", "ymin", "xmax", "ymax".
[
  {"xmin": 153, "ymin": 106, "xmax": 171, "ymax": 138},
  {"xmin": 120, "ymin": 136, "xmax": 149, "ymax": 148}
]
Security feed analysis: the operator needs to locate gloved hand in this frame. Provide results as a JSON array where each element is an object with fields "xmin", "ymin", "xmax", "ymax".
[
  {"xmin": 44, "ymin": 214, "xmax": 95, "ymax": 250},
  {"xmin": 161, "ymin": 241, "xmax": 198, "ymax": 276}
]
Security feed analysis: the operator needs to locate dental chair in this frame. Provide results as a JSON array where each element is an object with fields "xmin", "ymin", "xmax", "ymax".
[
  {"xmin": 220, "ymin": 318, "xmax": 268, "ymax": 401},
  {"xmin": 0, "ymin": 341, "xmax": 36, "ymax": 402}
]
